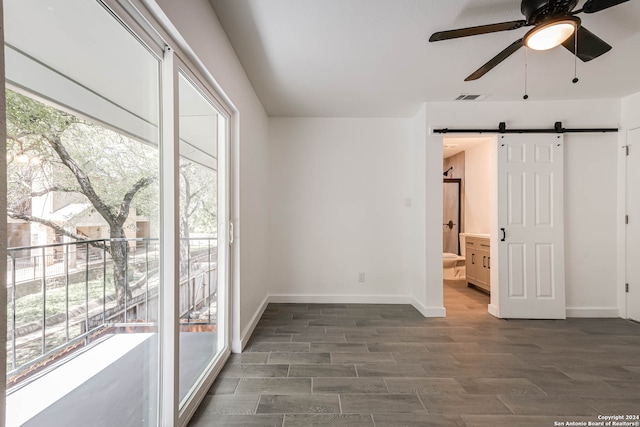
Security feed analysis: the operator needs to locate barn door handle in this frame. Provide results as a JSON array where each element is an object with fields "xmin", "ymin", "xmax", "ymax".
[{"xmin": 500, "ymin": 228, "xmax": 506, "ymax": 242}]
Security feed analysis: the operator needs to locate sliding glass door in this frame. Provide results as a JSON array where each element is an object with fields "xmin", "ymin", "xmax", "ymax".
[
  {"xmin": 177, "ymin": 71, "xmax": 229, "ymax": 410},
  {"xmin": 3, "ymin": 0, "xmax": 231, "ymax": 425}
]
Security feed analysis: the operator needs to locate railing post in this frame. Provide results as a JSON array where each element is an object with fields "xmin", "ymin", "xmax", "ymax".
[
  {"xmin": 41, "ymin": 246, "xmax": 46, "ymax": 355},
  {"xmin": 124, "ymin": 242, "xmax": 129, "ymax": 324},
  {"xmin": 208, "ymin": 238, "xmax": 211, "ymax": 323},
  {"xmin": 85, "ymin": 242, "xmax": 89, "ymax": 343},
  {"xmin": 65, "ymin": 243, "xmax": 70, "ymax": 342},
  {"xmin": 103, "ymin": 242, "xmax": 107, "ymax": 325},
  {"xmin": 11, "ymin": 253, "xmax": 17, "ymax": 370},
  {"xmin": 145, "ymin": 239, "xmax": 149, "ymax": 321},
  {"xmin": 187, "ymin": 238, "xmax": 191, "ymax": 324}
]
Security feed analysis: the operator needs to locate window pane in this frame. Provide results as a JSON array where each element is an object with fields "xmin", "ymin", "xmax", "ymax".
[
  {"xmin": 5, "ymin": 1, "xmax": 160, "ymax": 425},
  {"xmin": 178, "ymin": 73, "xmax": 222, "ymax": 406}
]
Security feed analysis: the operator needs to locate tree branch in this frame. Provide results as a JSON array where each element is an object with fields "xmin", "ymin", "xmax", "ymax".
[
  {"xmin": 30, "ymin": 186, "xmax": 81, "ymax": 198},
  {"xmin": 115, "ymin": 176, "xmax": 157, "ymax": 225},
  {"xmin": 7, "ymin": 211, "xmax": 108, "ymax": 251},
  {"xmin": 187, "ymin": 201, "xmax": 201, "ymax": 219},
  {"xmin": 46, "ymin": 134, "xmax": 117, "ymax": 227}
]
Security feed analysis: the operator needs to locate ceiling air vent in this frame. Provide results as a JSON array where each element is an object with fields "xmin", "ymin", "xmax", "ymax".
[{"xmin": 455, "ymin": 94, "xmax": 486, "ymax": 101}]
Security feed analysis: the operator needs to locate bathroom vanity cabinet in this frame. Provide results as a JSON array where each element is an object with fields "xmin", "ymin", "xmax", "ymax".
[{"xmin": 465, "ymin": 236, "xmax": 490, "ymax": 294}]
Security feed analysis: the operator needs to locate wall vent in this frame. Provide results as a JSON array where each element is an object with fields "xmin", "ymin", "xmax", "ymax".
[{"xmin": 455, "ymin": 94, "xmax": 486, "ymax": 101}]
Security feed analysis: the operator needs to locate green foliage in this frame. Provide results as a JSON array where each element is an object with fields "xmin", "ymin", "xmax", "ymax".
[
  {"xmin": 6, "ymin": 90, "xmax": 75, "ymax": 140},
  {"xmin": 180, "ymin": 158, "xmax": 217, "ymax": 236},
  {"xmin": 61, "ymin": 122, "xmax": 159, "ymax": 214},
  {"xmin": 6, "ymin": 89, "xmax": 159, "ymax": 228},
  {"xmin": 7, "ymin": 89, "xmax": 217, "ymax": 237}
]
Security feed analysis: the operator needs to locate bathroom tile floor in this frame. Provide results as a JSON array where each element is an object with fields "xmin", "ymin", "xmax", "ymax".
[{"xmin": 189, "ymin": 282, "xmax": 640, "ymax": 426}]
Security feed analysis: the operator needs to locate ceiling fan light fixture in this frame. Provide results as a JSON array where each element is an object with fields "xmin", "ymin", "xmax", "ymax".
[{"xmin": 524, "ymin": 17, "xmax": 580, "ymax": 50}]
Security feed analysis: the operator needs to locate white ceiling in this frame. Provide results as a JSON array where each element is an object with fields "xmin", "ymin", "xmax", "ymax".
[{"xmin": 209, "ymin": 0, "xmax": 640, "ymax": 117}]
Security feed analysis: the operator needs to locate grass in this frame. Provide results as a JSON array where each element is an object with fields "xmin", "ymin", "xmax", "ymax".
[
  {"xmin": 11, "ymin": 277, "xmax": 113, "ymax": 326},
  {"xmin": 9, "ymin": 271, "xmax": 151, "ymax": 325}
]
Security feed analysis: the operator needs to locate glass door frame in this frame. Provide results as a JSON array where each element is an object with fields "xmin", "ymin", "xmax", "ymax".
[{"xmin": 174, "ymin": 59, "xmax": 232, "ymax": 424}]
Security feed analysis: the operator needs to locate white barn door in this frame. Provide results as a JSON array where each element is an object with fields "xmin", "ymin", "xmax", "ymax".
[
  {"xmin": 497, "ymin": 134, "xmax": 566, "ymax": 319},
  {"xmin": 627, "ymin": 129, "xmax": 640, "ymax": 322}
]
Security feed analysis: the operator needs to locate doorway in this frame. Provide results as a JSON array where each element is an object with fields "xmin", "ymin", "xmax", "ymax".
[
  {"xmin": 440, "ymin": 134, "xmax": 567, "ymax": 319},
  {"xmin": 442, "ymin": 136, "xmax": 492, "ymax": 309}
]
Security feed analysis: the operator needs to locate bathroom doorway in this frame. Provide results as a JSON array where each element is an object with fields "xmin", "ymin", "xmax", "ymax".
[
  {"xmin": 443, "ymin": 179, "xmax": 461, "ymax": 255},
  {"xmin": 442, "ymin": 136, "xmax": 492, "ymax": 305}
]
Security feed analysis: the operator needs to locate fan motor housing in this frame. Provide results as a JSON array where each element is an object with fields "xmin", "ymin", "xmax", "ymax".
[{"xmin": 521, "ymin": 0, "xmax": 579, "ymax": 23}]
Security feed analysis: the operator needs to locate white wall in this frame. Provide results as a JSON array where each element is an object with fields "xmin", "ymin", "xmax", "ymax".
[
  {"xmin": 622, "ymin": 91, "xmax": 640, "ymax": 128},
  {"xmin": 427, "ymin": 99, "xmax": 620, "ymax": 317},
  {"xmin": 152, "ymin": 0, "xmax": 270, "ymax": 350},
  {"xmin": 268, "ymin": 115, "xmax": 439, "ymax": 312},
  {"xmin": 266, "ymin": 98, "xmax": 620, "ymax": 318},
  {"xmin": 406, "ymin": 105, "xmax": 439, "ymax": 314},
  {"xmin": 464, "ymin": 141, "xmax": 491, "ymax": 234}
]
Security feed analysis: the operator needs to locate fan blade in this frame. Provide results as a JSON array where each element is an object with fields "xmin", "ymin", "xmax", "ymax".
[
  {"xmin": 465, "ymin": 38, "xmax": 524, "ymax": 81},
  {"xmin": 429, "ymin": 20, "xmax": 527, "ymax": 42},
  {"xmin": 583, "ymin": 0, "xmax": 629, "ymax": 13},
  {"xmin": 561, "ymin": 26, "xmax": 612, "ymax": 61}
]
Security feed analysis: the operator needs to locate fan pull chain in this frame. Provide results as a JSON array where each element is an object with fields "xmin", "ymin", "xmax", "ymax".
[
  {"xmin": 523, "ymin": 45, "xmax": 529, "ymax": 100},
  {"xmin": 573, "ymin": 31, "xmax": 579, "ymax": 84}
]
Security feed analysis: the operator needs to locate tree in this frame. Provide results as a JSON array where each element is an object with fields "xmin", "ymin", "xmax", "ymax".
[
  {"xmin": 179, "ymin": 158, "xmax": 217, "ymax": 279},
  {"xmin": 6, "ymin": 89, "xmax": 158, "ymax": 305},
  {"xmin": 179, "ymin": 159, "xmax": 217, "ymax": 238}
]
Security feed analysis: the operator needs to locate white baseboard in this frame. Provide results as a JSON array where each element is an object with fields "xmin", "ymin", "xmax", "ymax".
[
  {"xmin": 267, "ymin": 294, "xmax": 416, "ymax": 305},
  {"xmin": 488, "ymin": 304, "xmax": 499, "ymax": 317},
  {"xmin": 231, "ymin": 295, "xmax": 269, "ymax": 353},
  {"xmin": 410, "ymin": 297, "xmax": 446, "ymax": 318},
  {"xmin": 566, "ymin": 307, "xmax": 620, "ymax": 318}
]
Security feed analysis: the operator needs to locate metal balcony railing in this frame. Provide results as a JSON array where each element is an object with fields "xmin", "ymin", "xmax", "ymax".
[{"xmin": 6, "ymin": 237, "xmax": 217, "ymax": 383}]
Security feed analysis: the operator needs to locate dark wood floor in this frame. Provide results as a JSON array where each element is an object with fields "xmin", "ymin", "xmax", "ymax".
[{"xmin": 189, "ymin": 282, "xmax": 640, "ymax": 426}]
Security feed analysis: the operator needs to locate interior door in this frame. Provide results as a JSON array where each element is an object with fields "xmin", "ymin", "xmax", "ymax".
[
  {"xmin": 627, "ymin": 128, "xmax": 640, "ymax": 322},
  {"xmin": 497, "ymin": 134, "xmax": 566, "ymax": 319}
]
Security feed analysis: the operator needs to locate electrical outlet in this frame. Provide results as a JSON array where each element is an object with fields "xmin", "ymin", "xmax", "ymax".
[{"xmin": 358, "ymin": 272, "xmax": 365, "ymax": 282}]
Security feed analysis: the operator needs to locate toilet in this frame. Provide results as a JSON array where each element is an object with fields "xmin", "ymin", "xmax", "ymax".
[
  {"xmin": 443, "ymin": 252, "xmax": 466, "ymax": 282},
  {"xmin": 443, "ymin": 252, "xmax": 464, "ymax": 268}
]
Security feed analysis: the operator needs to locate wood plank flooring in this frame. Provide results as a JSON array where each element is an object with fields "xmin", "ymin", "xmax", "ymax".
[{"xmin": 189, "ymin": 282, "xmax": 640, "ymax": 426}]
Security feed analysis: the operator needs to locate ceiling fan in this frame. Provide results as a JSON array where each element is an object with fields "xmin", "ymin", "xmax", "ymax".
[{"xmin": 429, "ymin": 0, "xmax": 630, "ymax": 81}]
